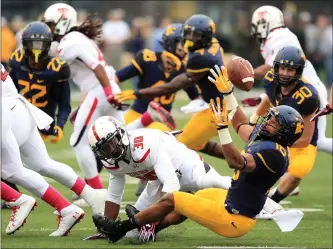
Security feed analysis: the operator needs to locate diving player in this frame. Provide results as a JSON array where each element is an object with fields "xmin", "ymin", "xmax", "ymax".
[
  {"xmin": 9, "ymin": 21, "xmax": 71, "ymax": 144},
  {"xmin": 251, "ymin": 46, "xmax": 320, "ymax": 203},
  {"xmin": 115, "ymin": 14, "xmax": 227, "ymax": 159},
  {"xmin": 91, "ymin": 74, "xmax": 305, "ymax": 242}
]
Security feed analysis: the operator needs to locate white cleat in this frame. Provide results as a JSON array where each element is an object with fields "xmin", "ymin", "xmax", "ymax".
[
  {"xmin": 89, "ymin": 189, "xmax": 107, "ymax": 215},
  {"xmin": 255, "ymin": 209, "xmax": 273, "ymax": 220},
  {"xmin": 49, "ymin": 204, "xmax": 85, "ymax": 236},
  {"xmin": 6, "ymin": 194, "xmax": 37, "ymax": 235},
  {"xmin": 289, "ymin": 186, "xmax": 300, "ymax": 196},
  {"xmin": 271, "ymin": 209, "xmax": 304, "ymax": 232}
]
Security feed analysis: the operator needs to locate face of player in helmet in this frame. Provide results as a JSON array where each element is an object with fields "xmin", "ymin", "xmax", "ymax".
[
  {"xmin": 183, "ymin": 26, "xmax": 203, "ymax": 52},
  {"xmin": 161, "ymin": 51, "xmax": 182, "ymax": 73},
  {"xmin": 94, "ymin": 132, "xmax": 125, "ymax": 161},
  {"xmin": 175, "ymin": 42, "xmax": 186, "ymax": 60},
  {"xmin": 261, "ymin": 114, "xmax": 280, "ymax": 136},
  {"xmin": 278, "ymin": 65, "xmax": 297, "ymax": 86}
]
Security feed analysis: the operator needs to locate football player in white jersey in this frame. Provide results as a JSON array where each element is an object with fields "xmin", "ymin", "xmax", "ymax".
[
  {"xmin": 42, "ymin": 3, "xmax": 177, "ymax": 190},
  {"xmin": 1, "ymin": 64, "xmax": 106, "ymax": 236},
  {"xmin": 246, "ymin": 5, "xmax": 332, "ymax": 154},
  {"xmin": 87, "ymin": 116, "xmax": 303, "ymax": 242}
]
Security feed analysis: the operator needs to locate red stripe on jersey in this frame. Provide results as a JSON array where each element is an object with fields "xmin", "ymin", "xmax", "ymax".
[
  {"xmin": 84, "ymin": 98, "xmax": 98, "ymax": 126},
  {"xmin": 92, "ymin": 124, "xmax": 100, "ymax": 141},
  {"xmin": 133, "ymin": 149, "xmax": 151, "ymax": 163}
]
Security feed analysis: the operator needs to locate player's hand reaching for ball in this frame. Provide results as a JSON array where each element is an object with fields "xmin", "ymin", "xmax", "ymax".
[
  {"xmin": 208, "ymin": 65, "xmax": 233, "ymax": 95},
  {"xmin": 209, "ymin": 97, "xmax": 229, "ymax": 129}
]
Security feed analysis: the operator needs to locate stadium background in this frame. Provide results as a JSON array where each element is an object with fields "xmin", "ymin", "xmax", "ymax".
[{"xmin": 1, "ymin": 1, "xmax": 332, "ymax": 248}]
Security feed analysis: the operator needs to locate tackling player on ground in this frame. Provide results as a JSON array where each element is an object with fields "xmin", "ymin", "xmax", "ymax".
[{"xmin": 91, "ymin": 64, "xmax": 305, "ymax": 242}]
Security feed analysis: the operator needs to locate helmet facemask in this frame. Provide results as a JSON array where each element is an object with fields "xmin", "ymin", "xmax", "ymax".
[
  {"xmin": 255, "ymin": 108, "xmax": 294, "ymax": 147},
  {"xmin": 23, "ymin": 38, "xmax": 51, "ymax": 65},
  {"xmin": 182, "ymin": 26, "xmax": 207, "ymax": 53},
  {"xmin": 251, "ymin": 20, "xmax": 270, "ymax": 44},
  {"xmin": 273, "ymin": 63, "xmax": 304, "ymax": 87},
  {"xmin": 93, "ymin": 127, "xmax": 128, "ymax": 162}
]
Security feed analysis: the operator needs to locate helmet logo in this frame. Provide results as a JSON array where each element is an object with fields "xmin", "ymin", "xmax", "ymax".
[
  {"xmin": 295, "ymin": 122, "xmax": 304, "ymax": 134},
  {"xmin": 57, "ymin": 8, "xmax": 69, "ymax": 19},
  {"xmin": 301, "ymin": 54, "xmax": 306, "ymax": 62},
  {"xmin": 165, "ymin": 25, "xmax": 176, "ymax": 36},
  {"xmin": 257, "ymin": 10, "xmax": 268, "ymax": 22}
]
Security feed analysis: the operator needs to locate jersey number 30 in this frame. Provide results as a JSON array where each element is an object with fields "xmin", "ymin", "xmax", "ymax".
[{"xmin": 292, "ymin": 86, "xmax": 312, "ymax": 104}]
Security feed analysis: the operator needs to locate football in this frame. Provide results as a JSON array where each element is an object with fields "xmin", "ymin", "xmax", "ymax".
[{"xmin": 226, "ymin": 55, "xmax": 254, "ymax": 91}]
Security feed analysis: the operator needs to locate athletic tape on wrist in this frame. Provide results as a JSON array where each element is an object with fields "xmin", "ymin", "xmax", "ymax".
[{"xmin": 218, "ymin": 128, "xmax": 232, "ymax": 145}]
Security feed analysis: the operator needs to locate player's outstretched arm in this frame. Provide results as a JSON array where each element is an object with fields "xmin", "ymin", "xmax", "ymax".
[
  {"xmin": 208, "ymin": 65, "xmax": 254, "ymax": 142},
  {"xmin": 209, "ymin": 97, "xmax": 255, "ymax": 172},
  {"xmin": 104, "ymin": 174, "xmax": 126, "ymax": 220},
  {"xmin": 253, "ymin": 63, "xmax": 272, "ymax": 80}
]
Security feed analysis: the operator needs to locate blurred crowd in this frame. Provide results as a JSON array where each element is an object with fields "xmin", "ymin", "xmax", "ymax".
[{"xmin": 1, "ymin": 5, "xmax": 332, "ymax": 87}]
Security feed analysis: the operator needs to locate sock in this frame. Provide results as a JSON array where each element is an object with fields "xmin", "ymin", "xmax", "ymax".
[
  {"xmin": 41, "ymin": 186, "xmax": 71, "ymax": 212},
  {"xmin": 140, "ymin": 112, "xmax": 153, "ymax": 127},
  {"xmin": 86, "ymin": 175, "xmax": 103, "ymax": 189},
  {"xmin": 122, "ymin": 216, "xmax": 140, "ymax": 233},
  {"xmin": 71, "ymin": 177, "xmax": 86, "ymax": 196},
  {"xmin": 2, "ymin": 179, "xmax": 20, "ymax": 193},
  {"xmin": 271, "ymin": 189, "xmax": 287, "ymax": 203},
  {"xmin": 79, "ymin": 184, "xmax": 95, "ymax": 206},
  {"xmin": 1, "ymin": 181, "xmax": 22, "ymax": 202}
]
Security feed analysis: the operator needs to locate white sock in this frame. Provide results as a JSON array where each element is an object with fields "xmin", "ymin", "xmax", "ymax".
[
  {"xmin": 126, "ymin": 118, "xmax": 145, "ymax": 131},
  {"xmin": 79, "ymin": 185, "xmax": 95, "ymax": 206}
]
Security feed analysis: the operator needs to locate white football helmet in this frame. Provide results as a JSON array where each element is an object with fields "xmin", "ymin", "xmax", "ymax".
[
  {"xmin": 251, "ymin": 6, "xmax": 284, "ymax": 43},
  {"xmin": 88, "ymin": 116, "xmax": 129, "ymax": 162},
  {"xmin": 43, "ymin": 3, "xmax": 77, "ymax": 36}
]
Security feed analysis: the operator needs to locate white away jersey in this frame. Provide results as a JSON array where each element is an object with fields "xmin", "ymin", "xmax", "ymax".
[
  {"xmin": 2, "ymin": 64, "xmax": 19, "ymax": 100},
  {"xmin": 102, "ymin": 128, "xmax": 201, "ymax": 180},
  {"xmin": 57, "ymin": 31, "xmax": 115, "ymax": 93}
]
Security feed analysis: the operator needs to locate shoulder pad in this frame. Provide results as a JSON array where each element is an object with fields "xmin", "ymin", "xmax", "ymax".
[{"xmin": 9, "ymin": 48, "xmax": 25, "ymax": 65}]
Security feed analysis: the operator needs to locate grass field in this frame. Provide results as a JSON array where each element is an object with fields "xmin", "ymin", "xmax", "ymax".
[{"xmin": 1, "ymin": 92, "xmax": 332, "ymax": 248}]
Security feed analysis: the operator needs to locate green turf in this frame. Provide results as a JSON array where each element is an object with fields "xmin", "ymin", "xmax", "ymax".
[{"xmin": 1, "ymin": 96, "xmax": 332, "ymax": 248}]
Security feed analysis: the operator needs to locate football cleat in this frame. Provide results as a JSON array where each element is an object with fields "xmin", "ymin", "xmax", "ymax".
[
  {"xmin": 125, "ymin": 204, "xmax": 140, "ymax": 218},
  {"xmin": 82, "ymin": 233, "xmax": 107, "ymax": 240},
  {"xmin": 147, "ymin": 101, "xmax": 176, "ymax": 130},
  {"xmin": 139, "ymin": 222, "xmax": 160, "ymax": 243},
  {"xmin": 6, "ymin": 194, "xmax": 37, "ymax": 235},
  {"xmin": 255, "ymin": 209, "xmax": 273, "ymax": 220},
  {"xmin": 92, "ymin": 214, "xmax": 126, "ymax": 243},
  {"xmin": 49, "ymin": 204, "xmax": 85, "ymax": 236}
]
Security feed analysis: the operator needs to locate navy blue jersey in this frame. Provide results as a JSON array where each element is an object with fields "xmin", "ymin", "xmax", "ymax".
[
  {"xmin": 9, "ymin": 48, "xmax": 71, "ymax": 130},
  {"xmin": 186, "ymin": 38, "xmax": 225, "ymax": 103},
  {"xmin": 225, "ymin": 137, "xmax": 289, "ymax": 219},
  {"xmin": 116, "ymin": 49, "xmax": 199, "ymax": 114},
  {"xmin": 263, "ymin": 69, "xmax": 320, "ymax": 146}
]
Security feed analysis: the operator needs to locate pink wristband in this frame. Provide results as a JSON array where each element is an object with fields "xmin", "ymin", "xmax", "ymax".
[{"xmin": 103, "ymin": 85, "xmax": 112, "ymax": 96}]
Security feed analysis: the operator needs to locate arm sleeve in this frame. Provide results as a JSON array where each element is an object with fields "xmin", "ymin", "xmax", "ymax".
[
  {"xmin": 252, "ymin": 149, "xmax": 285, "ymax": 174},
  {"xmin": 106, "ymin": 174, "xmax": 126, "ymax": 205},
  {"xmin": 55, "ymin": 80, "xmax": 71, "ymax": 129},
  {"xmin": 151, "ymin": 146, "xmax": 180, "ymax": 193},
  {"xmin": 8, "ymin": 70, "xmax": 20, "ymax": 92},
  {"xmin": 115, "ymin": 63, "xmax": 140, "ymax": 82}
]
